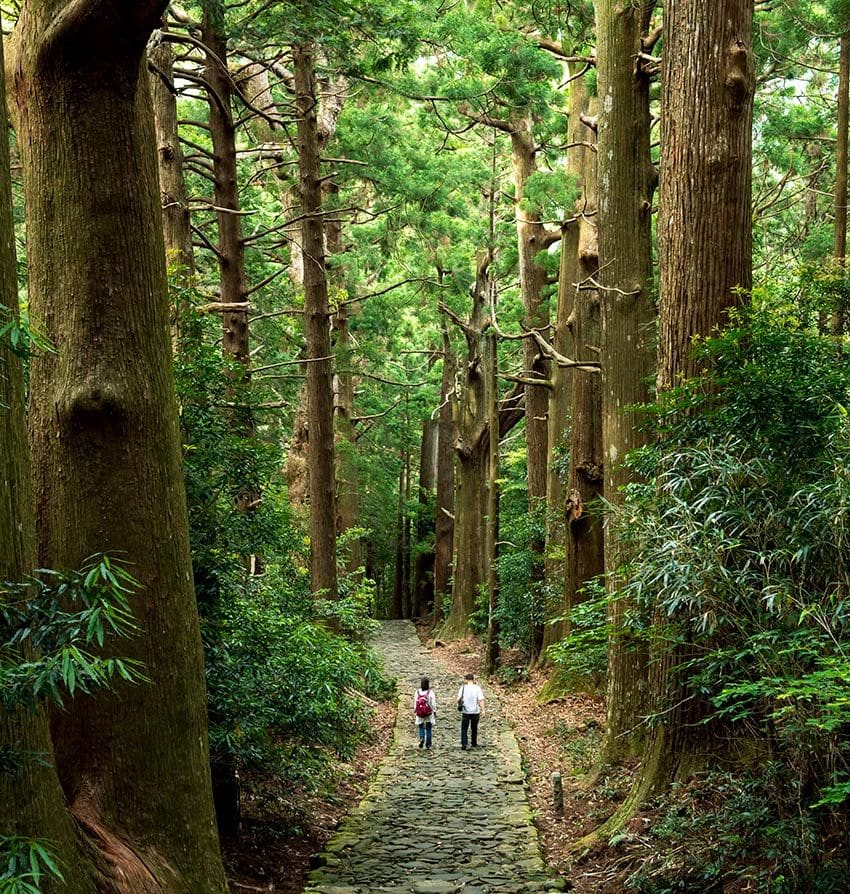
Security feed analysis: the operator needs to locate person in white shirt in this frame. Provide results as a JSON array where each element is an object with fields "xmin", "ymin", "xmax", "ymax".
[
  {"xmin": 457, "ymin": 672, "xmax": 484, "ymax": 750},
  {"xmin": 413, "ymin": 676, "xmax": 437, "ymax": 750}
]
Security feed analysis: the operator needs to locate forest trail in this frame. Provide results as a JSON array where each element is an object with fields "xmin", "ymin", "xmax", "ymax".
[{"xmin": 303, "ymin": 621, "xmax": 566, "ymax": 894}]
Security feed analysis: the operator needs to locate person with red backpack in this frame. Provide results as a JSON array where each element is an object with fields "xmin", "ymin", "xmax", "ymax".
[{"xmin": 413, "ymin": 676, "xmax": 437, "ymax": 750}]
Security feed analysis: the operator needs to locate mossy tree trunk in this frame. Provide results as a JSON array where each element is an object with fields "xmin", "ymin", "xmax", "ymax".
[
  {"xmin": 11, "ymin": 1, "xmax": 228, "ymax": 889},
  {"xmin": 596, "ymin": 0, "xmax": 658, "ymax": 764},
  {"xmin": 433, "ymin": 322, "xmax": 456, "ymax": 625},
  {"xmin": 565, "ymin": 92, "xmax": 604, "ymax": 639},
  {"xmin": 441, "ymin": 257, "xmax": 490, "ymax": 638},
  {"xmin": 638, "ymin": 0, "xmax": 755, "ymax": 797},
  {"xmin": 0, "ymin": 27, "xmax": 93, "ymax": 890},
  {"xmin": 511, "ymin": 125, "xmax": 550, "ymax": 663},
  {"xmin": 295, "ymin": 41, "xmax": 338, "ymax": 599},
  {"xmin": 148, "ymin": 28, "xmax": 194, "ymax": 341}
]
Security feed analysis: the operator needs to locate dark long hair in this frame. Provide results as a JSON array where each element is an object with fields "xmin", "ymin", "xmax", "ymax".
[{"xmin": 420, "ymin": 677, "xmax": 430, "ymax": 691}]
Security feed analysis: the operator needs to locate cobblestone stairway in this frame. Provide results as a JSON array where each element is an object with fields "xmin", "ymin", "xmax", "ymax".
[{"xmin": 304, "ymin": 621, "xmax": 567, "ymax": 894}]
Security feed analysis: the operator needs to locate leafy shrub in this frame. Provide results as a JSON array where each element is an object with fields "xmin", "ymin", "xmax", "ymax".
[
  {"xmin": 627, "ymin": 769, "xmax": 850, "ymax": 894},
  {"xmin": 1, "ymin": 555, "xmax": 142, "ymax": 892},
  {"xmin": 614, "ymin": 303, "xmax": 850, "ymax": 887},
  {"xmin": 547, "ymin": 579, "xmax": 608, "ymax": 692}
]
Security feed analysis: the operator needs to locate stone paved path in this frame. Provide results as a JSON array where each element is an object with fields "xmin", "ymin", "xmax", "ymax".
[{"xmin": 304, "ymin": 621, "xmax": 566, "ymax": 894}]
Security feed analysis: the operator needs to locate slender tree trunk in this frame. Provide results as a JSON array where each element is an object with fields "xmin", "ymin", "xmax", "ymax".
[
  {"xmin": 0, "ymin": 28, "xmax": 92, "ymax": 886},
  {"xmin": 433, "ymin": 324, "xmax": 456, "ymax": 624},
  {"xmin": 12, "ymin": 3, "xmax": 227, "ymax": 889},
  {"xmin": 485, "ymin": 329, "xmax": 501, "ymax": 675},
  {"xmin": 392, "ymin": 462, "xmax": 405, "ymax": 619},
  {"xmin": 402, "ymin": 448, "xmax": 413, "ymax": 618},
  {"xmin": 511, "ymin": 126, "xmax": 550, "ymax": 662},
  {"xmin": 202, "ymin": 8, "xmax": 249, "ymax": 365},
  {"xmin": 148, "ymin": 28, "xmax": 194, "ymax": 344},
  {"xmin": 834, "ymin": 33, "xmax": 850, "ymax": 335},
  {"xmin": 565, "ymin": 94, "xmax": 604, "ymax": 634},
  {"xmin": 295, "ymin": 42, "xmax": 338, "ymax": 598},
  {"xmin": 543, "ymin": 74, "xmax": 589, "ymax": 654},
  {"xmin": 636, "ymin": 0, "xmax": 754, "ymax": 798},
  {"xmin": 596, "ymin": 0, "xmax": 657, "ymax": 764},
  {"xmin": 328, "ymin": 179, "xmax": 361, "ymax": 574},
  {"xmin": 412, "ymin": 418, "xmax": 439, "ymax": 618}
]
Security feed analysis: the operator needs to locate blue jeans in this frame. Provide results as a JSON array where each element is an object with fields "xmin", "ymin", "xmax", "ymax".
[
  {"xmin": 418, "ymin": 722, "xmax": 433, "ymax": 747},
  {"xmin": 461, "ymin": 713, "xmax": 479, "ymax": 748}
]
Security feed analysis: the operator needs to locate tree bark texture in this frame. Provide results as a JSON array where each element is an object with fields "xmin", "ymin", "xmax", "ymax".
[
  {"xmin": 543, "ymin": 75, "xmax": 596, "ymax": 654},
  {"xmin": 512, "ymin": 125, "xmax": 549, "ymax": 662},
  {"xmin": 148, "ymin": 33, "xmax": 194, "ymax": 284},
  {"xmin": 328, "ymin": 180, "xmax": 361, "ymax": 573},
  {"xmin": 392, "ymin": 461, "xmax": 406, "ymax": 619},
  {"xmin": 295, "ymin": 42, "xmax": 338, "ymax": 598},
  {"xmin": 442, "ymin": 258, "xmax": 490, "ymax": 638},
  {"xmin": 565, "ymin": 93, "xmax": 604, "ymax": 636},
  {"xmin": 433, "ymin": 325, "xmax": 456, "ymax": 624},
  {"xmin": 641, "ymin": 0, "xmax": 755, "ymax": 795},
  {"xmin": 202, "ymin": 9, "xmax": 250, "ymax": 365},
  {"xmin": 596, "ymin": 0, "xmax": 657, "ymax": 763},
  {"xmin": 0, "ymin": 28, "xmax": 93, "ymax": 887},
  {"xmin": 834, "ymin": 33, "xmax": 850, "ymax": 334},
  {"xmin": 485, "ymin": 329, "xmax": 501, "ymax": 676},
  {"xmin": 657, "ymin": 0, "xmax": 755, "ymax": 388},
  {"xmin": 11, "ymin": 2, "xmax": 227, "ymax": 890}
]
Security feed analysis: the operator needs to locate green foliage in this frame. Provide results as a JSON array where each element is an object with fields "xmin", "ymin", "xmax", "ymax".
[
  {"xmin": 0, "ymin": 556, "xmax": 142, "ymax": 892},
  {"xmin": 547, "ymin": 580, "xmax": 608, "ymax": 692},
  {"xmin": 204, "ymin": 566, "xmax": 389, "ymax": 780},
  {"xmin": 615, "ymin": 300, "xmax": 850, "ymax": 885},
  {"xmin": 0, "ymin": 304, "xmax": 53, "ymax": 360},
  {"xmin": 626, "ymin": 769, "xmax": 850, "ymax": 894},
  {"xmin": 174, "ymin": 302, "xmax": 391, "ymax": 785},
  {"xmin": 0, "ymin": 555, "xmax": 143, "ymax": 711},
  {"xmin": 492, "ymin": 443, "xmax": 546, "ymax": 652},
  {"xmin": 0, "ymin": 838, "xmax": 63, "ymax": 894}
]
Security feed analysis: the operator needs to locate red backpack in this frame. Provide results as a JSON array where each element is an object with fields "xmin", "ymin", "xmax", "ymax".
[{"xmin": 414, "ymin": 690, "xmax": 432, "ymax": 718}]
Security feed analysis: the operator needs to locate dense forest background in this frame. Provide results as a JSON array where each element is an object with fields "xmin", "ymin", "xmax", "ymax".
[{"xmin": 4, "ymin": 0, "xmax": 850, "ymax": 891}]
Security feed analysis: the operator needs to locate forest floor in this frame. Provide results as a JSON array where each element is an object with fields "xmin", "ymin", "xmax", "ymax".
[
  {"xmin": 428, "ymin": 629, "xmax": 649, "ymax": 893},
  {"xmin": 224, "ymin": 696, "xmax": 396, "ymax": 893}
]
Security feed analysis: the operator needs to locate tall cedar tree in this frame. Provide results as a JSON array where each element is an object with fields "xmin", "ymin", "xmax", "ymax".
[
  {"xmin": 0, "ymin": 30, "xmax": 94, "ymax": 891},
  {"xmin": 295, "ymin": 41, "xmax": 339, "ymax": 598},
  {"xmin": 10, "ymin": 2, "xmax": 228, "ymax": 889},
  {"xmin": 596, "ymin": 0, "xmax": 657, "ymax": 763},
  {"xmin": 643, "ymin": 0, "xmax": 755, "ymax": 794}
]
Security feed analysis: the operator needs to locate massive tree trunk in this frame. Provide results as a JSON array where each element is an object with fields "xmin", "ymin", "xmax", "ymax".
[
  {"xmin": 11, "ymin": 2, "xmax": 228, "ymax": 890},
  {"xmin": 657, "ymin": 1, "xmax": 754, "ymax": 386},
  {"xmin": 202, "ymin": 7, "xmax": 250, "ymax": 365},
  {"xmin": 640, "ymin": 0, "xmax": 755, "ymax": 795},
  {"xmin": 0, "ymin": 28, "xmax": 92, "ymax": 888},
  {"xmin": 565, "ymin": 94, "xmax": 604, "ymax": 639},
  {"xmin": 433, "ymin": 323, "xmax": 456, "ymax": 624},
  {"xmin": 596, "ymin": 0, "xmax": 657, "ymax": 764},
  {"xmin": 295, "ymin": 42, "xmax": 338, "ymax": 598},
  {"xmin": 511, "ymin": 124, "xmax": 550, "ymax": 662}
]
